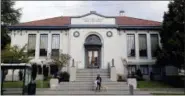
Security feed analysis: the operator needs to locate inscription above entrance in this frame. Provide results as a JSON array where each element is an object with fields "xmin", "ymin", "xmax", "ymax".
[{"xmin": 71, "ymin": 14, "xmax": 115, "ymax": 25}]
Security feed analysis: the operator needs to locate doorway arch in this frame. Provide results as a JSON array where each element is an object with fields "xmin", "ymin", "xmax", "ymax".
[{"xmin": 84, "ymin": 34, "xmax": 102, "ymax": 68}]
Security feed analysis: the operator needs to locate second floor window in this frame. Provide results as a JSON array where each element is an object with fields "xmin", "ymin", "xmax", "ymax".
[
  {"xmin": 28, "ymin": 34, "xmax": 36, "ymax": 56},
  {"xmin": 127, "ymin": 34, "xmax": 135, "ymax": 57},
  {"xmin": 151, "ymin": 34, "xmax": 159, "ymax": 57},
  {"xmin": 51, "ymin": 34, "xmax": 60, "ymax": 57},
  {"xmin": 139, "ymin": 34, "xmax": 147, "ymax": 57},
  {"xmin": 40, "ymin": 34, "xmax": 48, "ymax": 57}
]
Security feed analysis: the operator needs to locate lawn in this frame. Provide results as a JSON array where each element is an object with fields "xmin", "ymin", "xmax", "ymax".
[
  {"xmin": 151, "ymin": 93, "xmax": 185, "ymax": 95},
  {"xmin": 3, "ymin": 80, "xmax": 49, "ymax": 88},
  {"xmin": 137, "ymin": 81, "xmax": 173, "ymax": 88}
]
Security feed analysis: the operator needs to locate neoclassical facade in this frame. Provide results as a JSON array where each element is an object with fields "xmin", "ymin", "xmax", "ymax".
[{"xmin": 9, "ymin": 11, "xmax": 161, "ymax": 78}]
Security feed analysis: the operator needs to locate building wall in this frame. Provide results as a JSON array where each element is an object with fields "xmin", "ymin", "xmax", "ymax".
[{"xmin": 10, "ymin": 29, "xmax": 160, "ymax": 76}]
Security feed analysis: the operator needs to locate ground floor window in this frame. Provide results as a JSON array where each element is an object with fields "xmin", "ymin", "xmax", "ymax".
[
  {"xmin": 140, "ymin": 65, "xmax": 149, "ymax": 75},
  {"xmin": 37, "ymin": 65, "xmax": 42, "ymax": 74},
  {"xmin": 152, "ymin": 65, "xmax": 162, "ymax": 75},
  {"xmin": 127, "ymin": 65, "xmax": 136, "ymax": 75},
  {"xmin": 40, "ymin": 34, "xmax": 48, "ymax": 57}
]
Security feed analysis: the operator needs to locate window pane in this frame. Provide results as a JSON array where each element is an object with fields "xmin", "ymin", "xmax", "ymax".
[
  {"xmin": 28, "ymin": 34, "xmax": 36, "ymax": 56},
  {"xmin": 51, "ymin": 34, "xmax": 60, "ymax": 57},
  {"xmin": 40, "ymin": 34, "xmax": 48, "ymax": 56},
  {"xmin": 127, "ymin": 34, "xmax": 135, "ymax": 57},
  {"xmin": 139, "ymin": 34, "xmax": 147, "ymax": 57},
  {"xmin": 52, "ymin": 34, "xmax": 60, "ymax": 49},
  {"xmin": 51, "ymin": 49, "xmax": 59, "ymax": 57},
  {"xmin": 140, "ymin": 65, "xmax": 149, "ymax": 75},
  {"xmin": 128, "ymin": 65, "xmax": 136, "ymax": 75},
  {"xmin": 151, "ymin": 34, "xmax": 159, "ymax": 57}
]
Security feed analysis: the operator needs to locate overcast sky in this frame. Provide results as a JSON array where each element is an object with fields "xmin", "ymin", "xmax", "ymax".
[{"xmin": 14, "ymin": 1, "xmax": 170, "ymax": 23}]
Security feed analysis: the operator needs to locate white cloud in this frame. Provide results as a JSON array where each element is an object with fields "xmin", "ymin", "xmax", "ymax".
[{"xmin": 14, "ymin": 1, "xmax": 169, "ymax": 22}]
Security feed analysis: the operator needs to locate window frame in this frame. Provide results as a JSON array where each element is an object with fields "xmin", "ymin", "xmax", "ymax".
[
  {"xmin": 27, "ymin": 34, "xmax": 36, "ymax": 57},
  {"xmin": 127, "ymin": 34, "xmax": 136, "ymax": 57},
  {"xmin": 39, "ymin": 34, "xmax": 48, "ymax": 57},
  {"xmin": 51, "ymin": 34, "xmax": 60, "ymax": 58},
  {"xmin": 138, "ymin": 34, "xmax": 148, "ymax": 58},
  {"xmin": 150, "ymin": 34, "xmax": 159, "ymax": 58},
  {"xmin": 139, "ymin": 65, "xmax": 149, "ymax": 75}
]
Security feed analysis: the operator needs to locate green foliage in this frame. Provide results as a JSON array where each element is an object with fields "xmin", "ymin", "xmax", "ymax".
[
  {"xmin": 1, "ymin": 44, "xmax": 32, "ymax": 63},
  {"xmin": 117, "ymin": 74, "xmax": 125, "ymax": 82},
  {"xmin": 1, "ymin": 0, "xmax": 21, "ymax": 50},
  {"xmin": 51, "ymin": 52, "xmax": 71, "ymax": 70},
  {"xmin": 137, "ymin": 81, "xmax": 173, "ymax": 88},
  {"xmin": 136, "ymin": 69, "xmax": 143, "ymax": 81},
  {"xmin": 59, "ymin": 71, "xmax": 70, "ymax": 82},
  {"xmin": 157, "ymin": 0, "xmax": 185, "ymax": 68}
]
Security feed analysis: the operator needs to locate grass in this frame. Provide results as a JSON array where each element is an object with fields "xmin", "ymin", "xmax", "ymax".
[
  {"xmin": 3, "ymin": 81, "xmax": 23, "ymax": 88},
  {"xmin": 151, "ymin": 93, "xmax": 185, "ymax": 95},
  {"xmin": 137, "ymin": 81, "xmax": 173, "ymax": 88},
  {"xmin": 3, "ymin": 80, "xmax": 50, "ymax": 88}
]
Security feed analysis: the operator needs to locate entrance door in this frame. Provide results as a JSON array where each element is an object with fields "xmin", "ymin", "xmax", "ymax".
[
  {"xmin": 86, "ymin": 48, "xmax": 101, "ymax": 68},
  {"xmin": 84, "ymin": 34, "xmax": 102, "ymax": 69}
]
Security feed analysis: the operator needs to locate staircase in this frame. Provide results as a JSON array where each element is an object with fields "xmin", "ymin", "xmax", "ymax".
[{"xmin": 36, "ymin": 69, "xmax": 150, "ymax": 95}]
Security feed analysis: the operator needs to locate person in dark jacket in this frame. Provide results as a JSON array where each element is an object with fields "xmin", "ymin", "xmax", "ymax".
[{"xmin": 96, "ymin": 74, "xmax": 102, "ymax": 91}]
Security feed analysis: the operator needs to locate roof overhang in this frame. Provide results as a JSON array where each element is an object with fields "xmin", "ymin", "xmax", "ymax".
[
  {"xmin": 8, "ymin": 26, "xmax": 69, "ymax": 30},
  {"xmin": 8, "ymin": 25, "xmax": 161, "ymax": 30},
  {"xmin": 118, "ymin": 25, "xmax": 161, "ymax": 30}
]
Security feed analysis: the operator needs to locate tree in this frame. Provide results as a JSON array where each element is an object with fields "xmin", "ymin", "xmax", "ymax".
[
  {"xmin": 1, "ymin": 0, "xmax": 21, "ymax": 50},
  {"xmin": 156, "ymin": 0, "xmax": 185, "ymax": 69},
  {"xmin": 51, "ymin": 52, "xmax": 71, "ymax": 73},
  {"xmin": 1, "ymin": 44, "xmax": 32, "ymax": 81}
]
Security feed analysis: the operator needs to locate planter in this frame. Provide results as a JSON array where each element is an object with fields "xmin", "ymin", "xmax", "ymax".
[
  {"xmin": 50, "ymin": 78, "xmax": 59, "ymax": 89},
  {"xmin": 127, "ymin": 78, "xmax": 137, "ymax": 89}
]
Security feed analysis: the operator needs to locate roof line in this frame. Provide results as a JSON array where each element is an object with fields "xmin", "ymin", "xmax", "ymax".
[{"xmin": 71, "ymin": 11, "xmax": 115, "ymax": 18}]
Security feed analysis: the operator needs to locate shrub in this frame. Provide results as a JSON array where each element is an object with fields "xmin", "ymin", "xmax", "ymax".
[
  {"xmin": 136, "ymin": 69, "xmax": 143, "ymax": 81},
  {"xmin": 18, "ymin": 70, "xmax": 23, "ymax": 81},
  {"xmin": 117, "ymin": 74, "xmax": 125, "ymax": 82},
  {"xmin": 43, "ymin": 65, "xmax": 49, "ymax": 81},
  {"xmin": 59, "ymin": 71, "xmax": 70, "ymax": 82},
  {"xmin": 31, "ymin": 64, "xmax": 37, "ymax": 81},
  {"xmin": 162, "ymin": 75, "xmax": 184, "ymax": 88}
]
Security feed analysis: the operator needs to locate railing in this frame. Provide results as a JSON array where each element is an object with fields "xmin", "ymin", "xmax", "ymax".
[
  {"xmin": 110, "ymin": 58, "xmax": 117, "ymax": 81},
  {"xmin": 69, "ymin": 59, "xmax": 76, "ymax": 81},
  {"xmin": 121, "ymin": 58, "xmax": 128, "ymax": 80}
]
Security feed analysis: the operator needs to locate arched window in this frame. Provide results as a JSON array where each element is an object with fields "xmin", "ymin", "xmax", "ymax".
[{"xmin": 85, "ymin": 34, "xmax": 102, "ymax": 45}]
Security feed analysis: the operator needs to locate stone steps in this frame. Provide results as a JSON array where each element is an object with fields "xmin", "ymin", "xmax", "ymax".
[
  {"xmin": 36, "ymin": 90, "xmax": 150, "ymax": 95},
  {"xmin": 46, "ymin": 69, "xmax": 135, "ymax": 95},
  {"xmin": 55, "ymin": 86, "xmax": 129, "ymax": 90},
  {"xmin": 59, "ymin": 81, "xmax": 127, "ymax": 85},
  {"xmin": 77, "ymin": 69, "xmax": 108, "ymax": 72},
  {"xmin": 76, "ymin": 75, "xmax": 109, "ymax": 78},
  {"xmin": 76, "ymin": 73, "xmax": 109, "ymax": 76}
]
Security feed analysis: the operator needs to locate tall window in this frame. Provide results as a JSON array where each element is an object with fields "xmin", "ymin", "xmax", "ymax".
[
  {"xmin": 151, "ymin": 34, "xmax": 159, "ymax": 57},
  {"xmin": 139, "ymin": 34, "xmax": 147, "ymax": 57},
  {"xmin": 140, "ymin": 65, "xmax": 149, "ymax": 75},
  {"xmin": 51, "ymin": 34, "xmax": 60, "ymax": 57},
  {"xmin": 127, "ymin": 34, "xmax": 135, "ymax": 57},
  {"xmin": 40, "ymin": 34, "xmax": 48, "ymax": 56},
  {"xmin": 28, "ymin": 34, "xmax": 36, "ymax": 56},
  {"xmin": 128, "ymin": 65, "xmax": 136, "ymax": 75}
]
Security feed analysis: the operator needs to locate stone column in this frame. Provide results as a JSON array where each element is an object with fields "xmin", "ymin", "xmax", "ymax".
[
  {"xmin": 47, "ymin": 32, "xmax": 52, "ymax": 58},
  {"xmin": 147, "ymin": 32, "xmax": 152, "ymax": 60},
  {"xmin": 35, "ymin": 31, "xmax": 40, "ymax": 59},
  {"xmin": 135, "ymin": 32, "xmax": 139, "ymax": 60}
]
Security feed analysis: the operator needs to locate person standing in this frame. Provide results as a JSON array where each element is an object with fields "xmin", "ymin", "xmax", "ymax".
[{"xmin": 96, "ymin": 74, "xmax": 102, "ymax": 91}]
